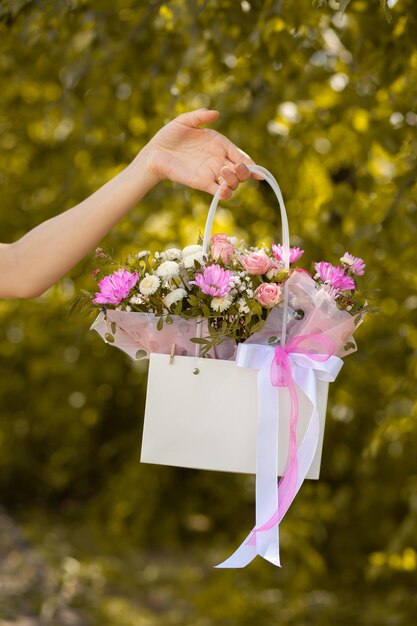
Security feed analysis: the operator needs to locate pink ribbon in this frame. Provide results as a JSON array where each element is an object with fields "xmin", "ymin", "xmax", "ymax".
[{"xmin": 246, "ymin": 333, "xmax": 335, "ymax": 546}]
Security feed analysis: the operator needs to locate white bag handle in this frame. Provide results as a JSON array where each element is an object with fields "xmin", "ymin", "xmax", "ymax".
[{"xmin": 196, "ymin": 165, "xmax": 291, "ymax": 354}]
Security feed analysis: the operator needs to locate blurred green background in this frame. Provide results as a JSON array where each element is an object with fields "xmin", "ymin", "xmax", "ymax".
[{"xmin": 1, "ymin": 0, "xmax": 416, "ymax": 624}]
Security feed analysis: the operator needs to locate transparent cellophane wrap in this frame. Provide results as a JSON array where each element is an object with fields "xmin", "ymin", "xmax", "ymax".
[{"xmin": 91, "ymin": 270, "xmax": 360, "ymax": 362}]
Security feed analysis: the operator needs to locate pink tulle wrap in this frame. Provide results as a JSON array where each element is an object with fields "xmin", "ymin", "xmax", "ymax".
[{"xmin": 91, "ymin": 271, "xmax": 362, "ymax": 361}]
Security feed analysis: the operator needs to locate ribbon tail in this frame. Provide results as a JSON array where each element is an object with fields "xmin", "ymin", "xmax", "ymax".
[
  {"xmin": 254, "ymin": 361, "xmax": 281, "ymax": 565},
  {"xmin": 214, "ymin": 531, "xmax": 257, "ymax": 568},
  {"xmin": 276, "ymin": 377, "xmax": 299, "ymax": 521},
  {"xmin": 216, "ymin": 355, "xmax": 281, "ymax": 568},
  {"xmin": 277, "ymin": 368, "xmax": 321, "ymax": 520},
  {"xmin": 250, "ymin": 369, "xmax": 322, "ymax": 534}
]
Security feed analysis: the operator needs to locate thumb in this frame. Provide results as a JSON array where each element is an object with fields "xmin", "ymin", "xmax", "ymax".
[{"xmin": 177, "ymin": 108, "xmax": 220, "ymax": 127}]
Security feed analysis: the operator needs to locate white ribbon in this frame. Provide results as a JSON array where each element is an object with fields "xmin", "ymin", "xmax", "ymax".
[{"xmin": 215, "ymin": 343, "xmax": 343, "ymax": 568}]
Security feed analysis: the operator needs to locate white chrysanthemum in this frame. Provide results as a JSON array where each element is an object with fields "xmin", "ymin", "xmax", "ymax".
[
  {"xmin": 156, "ymin": 260, "xmax": 180, "ymax": 280},
  {"xmin": 246, "ymin": 288, "xmax": 254, "ymax": 298},
  {"xmin": 211, "ymin": 296, "xmax": 233, "ymax": 312},
  {"xmin": 130, "ymin": 294, "xmax": 143, "ymax": 305},
  {"xmin": 183, "ymin": 251, "xmax": 205, "ymax": 268},
  {"xmin": 182, "ymin": 244, "xmax": 202, "ymax": 257},
  {"xmin": 136, "ymin": 250, "xmax": 150, "ymax": 260},
  {"xmin": 161, "ymin": 248, "xmax": 182, "ymax": 261},
  {"xmin": 139, "ymin": 274, "xmax": 160, "ymax": 296},
  {"xmin": 164, "ymin": 288, "xmax": 187, "ymax": 309}
]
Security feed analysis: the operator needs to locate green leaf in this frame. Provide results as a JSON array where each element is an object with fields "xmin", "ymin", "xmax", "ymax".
[
  {"xmin": 104, "ymin": 333, "xmax": 115, "ymax": 343},
  {"xmin": 156, "ymin": 317, "xmax": 164, "ymax": 331},
  {"xmin": 111, "ymin": 322, "xmax": 117, "ymax": 334},
  {"xmin": 188, "ymin": 295, "xmax": 200, "ymax": 306},
  {"xmin": 252, "ymin": 302, "xmax": 263, "ymax": 317},
  {"xmin": 271, "ymin": 270, "xmax": 289, "ymax": 283},
  {"xmin": 190, "ymin": 338, "xmax": 210, "ymax": 344},
  {"xmin": 135, "ymin": 349, "xmax": 147, "ymax": 359},
  {"xmin": 250, "ymin": 320, "xmax": 266, "ymax": 334}
]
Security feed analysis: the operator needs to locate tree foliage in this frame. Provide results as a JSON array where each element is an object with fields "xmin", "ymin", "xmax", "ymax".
[{"xmin": 1, "ymin": 0, "xmax": 416, "ymax": 624}]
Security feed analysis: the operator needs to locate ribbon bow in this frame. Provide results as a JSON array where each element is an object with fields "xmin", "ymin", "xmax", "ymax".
[{"xmin": 215, "ymin": 333, "xmax": 343, "ymax": 569}]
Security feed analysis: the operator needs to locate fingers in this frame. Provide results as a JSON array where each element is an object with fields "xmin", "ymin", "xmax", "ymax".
[
  {"xmin": 219, "ymin": 184, "xmax": 233, "ymax": 200},
  {"xmin": 225, "ymin": 161, "xmax": 252, "ymax": 183},
  {"xmin": 177, "ymin": 108, "xmax": 220, "ymax": 128},
  {"xmin": 225, "ymin": 140, "xmax": 254, "ymax": 168},
  {"xmin": 215, "ymin": 162, "xmax": 254, "ymax": 199},
  {"xmin": 220, "ymin": 166, "xmax": 240, "ymax": 191},
  {"xmin": 218, "ymin": 162, "xmax": 251, "ymax": 190},
  {"xmin": 206, "ymin": 179, "xmax": 233, "ymax": 200},
  {"xmin": 224, "ymin": 140, "xmax": 263, "ymax": 180}
]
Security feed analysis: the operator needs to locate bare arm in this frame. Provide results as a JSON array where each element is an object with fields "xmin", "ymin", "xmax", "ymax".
[{"xmin": 0, "ymin": 109, "xmax": 253, "ymax": 299}]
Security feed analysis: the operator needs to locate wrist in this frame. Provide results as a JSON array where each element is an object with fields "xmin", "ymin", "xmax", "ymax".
[
  {"xmin": 123, "ymin": 145, "xmax": 160, "ymax": 196},
  {"xmin": 131, "ymin": 142, "xmax": 165, "ymax": 188}
]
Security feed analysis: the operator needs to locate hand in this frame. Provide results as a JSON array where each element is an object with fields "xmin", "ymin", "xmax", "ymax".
[{"xmin": 141, "ymin": 109, "xmax": 255, "ymax": 199}]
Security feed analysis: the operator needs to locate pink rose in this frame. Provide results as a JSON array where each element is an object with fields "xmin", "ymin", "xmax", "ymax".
[
  {"xmin": 210, "ymin": 234, "xmax": 235, "ymax": 263},
  {"xmin": 239, "ymin": 251, "xmax": 272, "ymax": 275},
  {"xmin": 266, "ymin": 260, "xmax": 285, "ymax": 280},
  {"xmin": 255, "ymin": 282, "xmax": 281, "ymax": 308}
]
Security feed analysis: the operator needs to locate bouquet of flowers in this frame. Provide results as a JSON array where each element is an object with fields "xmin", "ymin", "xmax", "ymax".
[{"xmin": 86, "ymin": 239, "xmax": 367, "ymax": 361}]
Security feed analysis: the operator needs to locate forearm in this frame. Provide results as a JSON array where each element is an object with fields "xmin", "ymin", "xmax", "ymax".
[
  {"xmin": 0, "ymin": 109, "xmax": 253, "ymax": 300},
  {"xmin": 3, "ymin": 150, "xmax": 156, "ymax": 298}
]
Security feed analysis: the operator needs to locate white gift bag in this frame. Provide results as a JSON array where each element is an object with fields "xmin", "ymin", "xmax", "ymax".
[
  {"xmin": 141, "ymin": 352, "xmax": 329, "ymax": 479},
  {"xmin": 140, "ymin": 165, "xmax": 338, "ymax": 483}
]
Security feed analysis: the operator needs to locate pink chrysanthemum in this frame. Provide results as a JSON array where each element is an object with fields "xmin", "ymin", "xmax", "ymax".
[
  {"xmin": 93, "ymin": 269, "xmax": 138, "ymax": 305},
  {"xmin": 340, "ymin": 252, "xmax": 366, "ymax": 276},
  {"xmin": 190, "ymin": 264, "xmax": 234, "ymax": 297},
  {"xmin": 272, "ymin": 244, "xmax": 304, "ymax": 264},
  {"xmin": 314, "ymin": 262, "xmax": 355, "ymax": 292}
]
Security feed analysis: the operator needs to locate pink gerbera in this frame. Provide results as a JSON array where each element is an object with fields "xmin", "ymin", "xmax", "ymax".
[
  {"xmin": 314, "ymin": 262, "xmax": 355, "ymax": 292},
  {"xmin": 190, "ymin": 264, "xmax": 234, "ymax": 297},
  {"xmin": 272, "ymin": 244, "xmax": 304, "ymax": 264},
  {"xmin": 340, "ymin": 252, "xmax": 366, "ymax": 276},
  {"xmin": 93, "ymin": 269, "xmax": 138, "ymax": 305}
]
